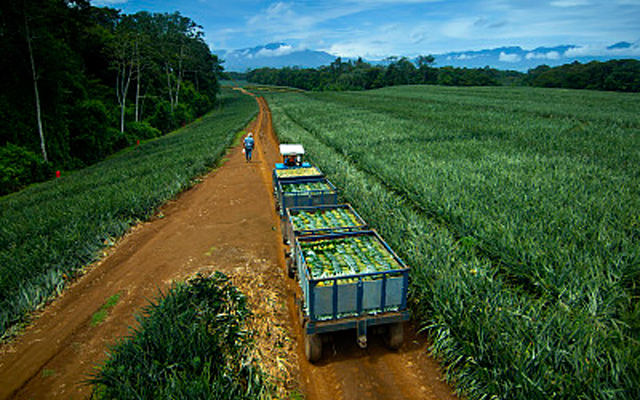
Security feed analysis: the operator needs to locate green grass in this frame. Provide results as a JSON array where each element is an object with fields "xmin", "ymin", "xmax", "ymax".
[
  {"xmin": 91, "ymin": 293, "xmax": 122, "ymax": 327},
  {"xmin": 42, "ymin": 368, "xmax": 55, "ymax": 378},
  {"xmin": 89, "ymin": 273, "xmax": 270, "ymax": 399},
  {"xmin": 264, "ymin": 85, "xmax": 640, "ymax": 399},
  {"xmin": 0, "ymin": 89, "xmax": 258, "ymax": 340}
]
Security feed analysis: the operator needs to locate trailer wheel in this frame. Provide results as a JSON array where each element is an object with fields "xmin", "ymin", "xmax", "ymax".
[
  {"xmin": 287, "ymin": 258, "xmax": 295, "ymax": 279},
  {"xmin": 304, "ymin": 325, "xmax": 322, "ymax": 363},
  {"xmin": 385, "ymin": 322, "xmax": 404, "ymax": 350},
  {"xmin": 294, "ymin": 295, "xmax": 305, "ymax": 327}
]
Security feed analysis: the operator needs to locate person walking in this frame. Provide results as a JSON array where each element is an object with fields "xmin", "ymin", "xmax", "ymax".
[{"xmin": 243, "ymin": 132, "xmax": 255, "ymax": 162}]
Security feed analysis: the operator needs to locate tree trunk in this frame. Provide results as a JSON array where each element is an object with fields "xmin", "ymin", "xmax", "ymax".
[
  {"xmin": 175, "ymin": 45, "xmax": 184, "ymax": 108},
  {"xmin": 134, "ymin": 41, "xmax": 141, "ymax": 122},
  {"xmin": 116, "ymin": 49, "xmax": 133, "ymax": 133},
  {"xmin": 24, "ymin": 10, "xmax": 47, "ymax": 163}
]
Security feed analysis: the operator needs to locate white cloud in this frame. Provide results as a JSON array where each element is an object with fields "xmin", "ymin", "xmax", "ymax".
[
  {"xmin": 564, "ymin": 43, "xmax": 640, "ymax": 57},
  {"xmin": 550, "ymin": 0, "xmax": 591, "ymax": 7},
  {"xmin": 326, "ymin": 41, "xmax": 389, "ymax": 59},
  {"xmin": 525, "ymin": 51, "xmax": 562, "ymax": 60},
  {"xmin": 264, "ymin": 2, "xmax": 295, "ymax": 19},
  {"xmin": 499, "ymin": 52, "xmax": 521, "ymax": 62},
  {"xmin": 256, "ymin": 44, "xmax": 296, "ymax": 57},
  {"xmin": 441, "ymin": 19, "xmax": 476, "ymax": 39}
]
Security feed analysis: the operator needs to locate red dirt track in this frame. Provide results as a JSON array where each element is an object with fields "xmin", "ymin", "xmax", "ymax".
[{"xmin": 0, "ymin": 92, "xmax": 457, "ymax": 400}]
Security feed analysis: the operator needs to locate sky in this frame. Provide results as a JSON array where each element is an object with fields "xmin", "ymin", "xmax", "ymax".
[{"xmin": 93, "ymin": 0, "xmax": 640, "ymax": 60}]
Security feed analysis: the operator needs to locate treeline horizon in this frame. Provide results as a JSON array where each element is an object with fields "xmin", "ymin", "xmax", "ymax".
[
  {"xmin": 230, "ymin": 56, "xmax": 640, "ymax": 93},
  {"xmin": 0, "ymin": 0, "xmax": 221, "ymax": 195}
]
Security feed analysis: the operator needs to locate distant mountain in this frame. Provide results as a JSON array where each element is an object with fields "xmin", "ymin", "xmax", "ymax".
[
  {"xmin": 214, "ymin": 43, "xmax": 336, "ymax": 72},
  {"xmin": 216, "ymin": 41, "xmax": 640, "ymax": 72},
  {"xmin": 433, "ymin": 42, "xmax": 640, "ymax": 71}
]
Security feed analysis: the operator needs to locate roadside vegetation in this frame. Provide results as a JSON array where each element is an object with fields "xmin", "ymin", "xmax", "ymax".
[
  {"xmin": 263, "ymin": 85, "xmax": 640, "ymax": 399},
  {"xmin": 0, "ymin": 89, "xmax": 257, "ymax": 340},
  {"xmin": 90, "ymin": 273, "xmax": 271, "ymax": 399}
]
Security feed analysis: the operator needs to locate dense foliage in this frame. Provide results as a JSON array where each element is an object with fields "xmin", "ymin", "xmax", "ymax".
[
  {"xmin": 527, "ymin": 59, "xmax": 640, "ymax": 91},
  {"xmin": 90, "ymin": 273, "xmax": 270, "ymax": 399},
  {"xmin": 262, "ymin": 86, "xmax": 640, "ymax": 399},
  {"xmin": 244, "ymin": 56, "xmax": 512, "ymax": 90},
  {"xmin": 0, "ymin": 89, "xmax": 257, "ymax": 339},
  {"xmin": 0, "ymin": 0, "xmax": 222, "ymax": 195},
  {"xmin": 242, "ymin": 57, "xmax": 640, "ymax": 94}
]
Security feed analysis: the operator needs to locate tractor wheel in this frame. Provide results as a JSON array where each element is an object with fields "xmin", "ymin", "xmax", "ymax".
[{"xmin": 287, "ymin": 257, "xmax": 295, "ymax": 279}]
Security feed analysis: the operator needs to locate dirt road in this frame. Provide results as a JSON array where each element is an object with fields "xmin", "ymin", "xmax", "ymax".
[{"xmin": 0, "ymin": 93, "xmax": 457, "ymax": 400}]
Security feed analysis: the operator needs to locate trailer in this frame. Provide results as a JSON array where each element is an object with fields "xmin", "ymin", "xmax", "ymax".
[
  {"xmin": 273, "ymin": 143, "xmax": 409, "ymax": 362},
  {"xmin": 274, "ymin": 177, "xmax": 338, "ymax": 216},
  {"xmin": 291, "ymin": 230, "xmax": 410, "ymax": 362}
]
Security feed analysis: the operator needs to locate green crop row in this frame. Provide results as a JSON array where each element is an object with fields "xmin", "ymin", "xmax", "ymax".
[
  {"xmin": 0, "ymin": 89, "xmax": 258, "ymax": 339},
  {"xmin": 264, "ymin": 86, "xmax": 640, "ymax": 399},
  {"xmin": 89, "ymin": 273, "xmax": 270, "ymax": 399}
]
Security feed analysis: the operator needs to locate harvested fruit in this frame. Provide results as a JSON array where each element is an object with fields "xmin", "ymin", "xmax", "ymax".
[
  {"xmin": 290, "ymin": 207, "xmax": 363, "ymax": 232},
  {"xmin": 282, "ymin": 181, "xmax": 333, "ymax": 193},
  {"xmin": 300, "ymin": 235, "xmax": 403, "ymax": 282},
  {"xmin": 275, "ymin": 166, "xmax": 321, "ymax": 178}
]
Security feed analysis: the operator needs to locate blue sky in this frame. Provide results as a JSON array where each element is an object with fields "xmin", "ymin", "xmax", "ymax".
[{"xmin": 94, "ymin": 0, "xmax": 640, "ymax": 59}]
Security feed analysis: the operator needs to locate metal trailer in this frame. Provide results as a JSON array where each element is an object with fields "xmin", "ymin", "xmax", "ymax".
[
  {"xmin": 274, "ymin": 177, "xmax": 338, "ymax": 216},
  {"xmin": 291, "ymin": 230, "xmax": 410, "ymax": 362},
  {"xmin": 283, "ymin": 204, "xmax": 368, "ymax": 277},
  {"xmin": 272, "ymin": 164, "xmax": 324, "ymax": 191}
]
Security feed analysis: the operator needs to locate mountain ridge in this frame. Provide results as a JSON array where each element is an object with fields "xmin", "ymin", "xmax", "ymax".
[{"xmin": 215, "ymin": 41, "xmax": 640, "ymax": 72}]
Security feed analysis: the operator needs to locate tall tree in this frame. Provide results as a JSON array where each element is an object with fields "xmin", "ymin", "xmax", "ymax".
[
  {"xmin": 417, "ymin": 54, "xmax": 437, "ymax": 84},
  {"xmin": 109, "ymin": 14, "xmax": 136, "ymax": 133},
  {"xmin": 23, "ymin": 2, "xmax": 47, "ymax": 162}
]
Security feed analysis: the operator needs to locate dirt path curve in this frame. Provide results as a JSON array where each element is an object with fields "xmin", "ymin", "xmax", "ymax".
[{"xmin": 0, "ymin": 92, "xmax": 458, "ymax": 400}]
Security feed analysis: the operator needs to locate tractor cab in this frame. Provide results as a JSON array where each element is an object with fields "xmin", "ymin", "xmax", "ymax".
[{"xmin": 275, "ymin": 144, "xmax": 311, "ymax": 169}]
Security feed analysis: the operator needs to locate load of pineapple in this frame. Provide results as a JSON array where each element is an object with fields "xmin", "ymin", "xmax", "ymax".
[
  {"xmin": 300, "ymin": 234, "xmax": 404, "ymax": 284},
  {"xmin": 274, "ymin": 166, "xmax": 321, "ymax": 179},
  {"xmin": 281, "ymin": 180, "xmax": 334, "ymax": 193},
  {"xmin": 290, "ymin": 206, "xmax": 363, "ymax": 233}
]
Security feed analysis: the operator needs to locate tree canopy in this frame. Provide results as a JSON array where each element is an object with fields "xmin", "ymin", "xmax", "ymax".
[{"xmin": 241, "ymin": 57, "xmax": 640, "ymax": 94}]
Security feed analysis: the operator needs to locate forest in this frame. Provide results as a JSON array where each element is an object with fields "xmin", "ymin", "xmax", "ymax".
[
  {"xmin": 0, "ymin": 0, "xmax": 221, "ymax": 195},
  {"xmin": 240, "ymin": 56, "xmax": 640, "ymax": 93}
]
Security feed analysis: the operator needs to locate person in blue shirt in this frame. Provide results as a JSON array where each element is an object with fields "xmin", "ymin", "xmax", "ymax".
[{"xmin": 243, "ymin": 132, "xmax": 255, "ymax": 162}]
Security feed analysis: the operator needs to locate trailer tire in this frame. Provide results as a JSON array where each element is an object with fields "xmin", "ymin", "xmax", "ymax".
[
  {"xmin": 294, "ymin": 295, "xmax": 305, "ymax": 327},
  {"xmin": 385, "ymin": 322, "xmax": 404, "ymax": 350},
  {"xmin": 287, "ymin": 258, "xmax": 295, "ymax": 279},
  {"xmin": 304, "ymin": 327, "xmax": 322, "ymax": 363}
]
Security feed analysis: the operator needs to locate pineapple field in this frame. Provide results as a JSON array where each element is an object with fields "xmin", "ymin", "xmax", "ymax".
[
  {"xmin": 263, "ymin": 85, "xmax": 640, "ymax": 399},
  {"xmin": 0, "ymin": 88, "xmax": 457, "ymax": 400},
  {"xmin": 1, "ymin": 83, "xmax": 637, "ymax": 400}
]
